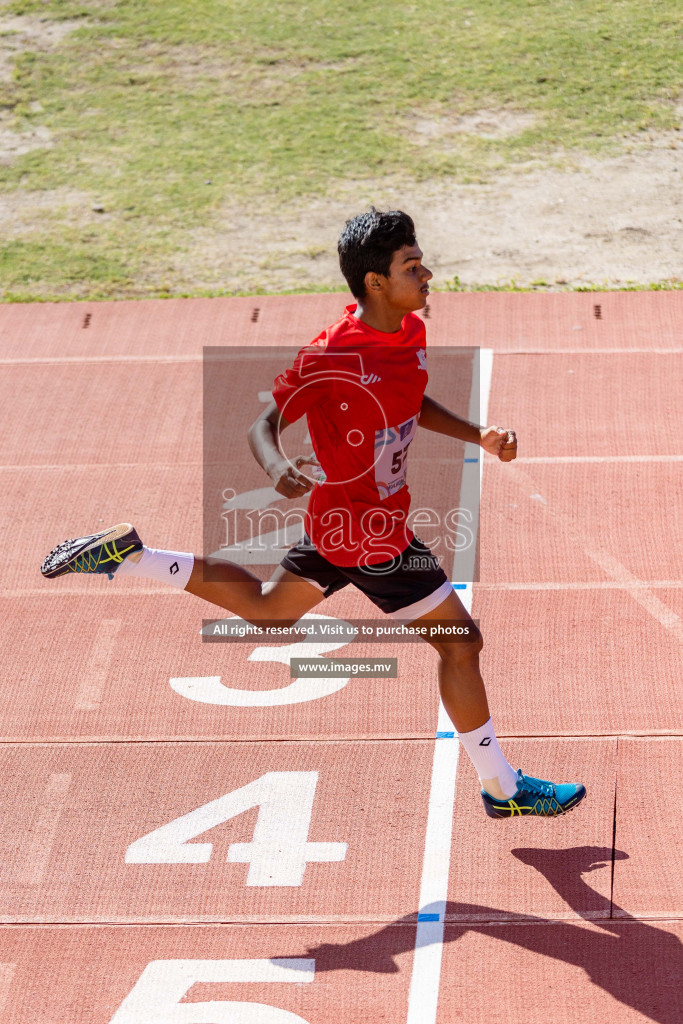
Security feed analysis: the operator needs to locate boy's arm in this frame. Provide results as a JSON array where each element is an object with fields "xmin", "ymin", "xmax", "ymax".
[
  {"xmin": 248, "ymin": 401, "xmax": 320, "ymax": 497},
  {"xmin": 419, "ymin": 394, "xmax": 517, "ymax": 461}
]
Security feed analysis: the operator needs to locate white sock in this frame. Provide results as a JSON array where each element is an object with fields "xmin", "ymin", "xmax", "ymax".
[
  {"xmin": 116, "ymin": 546, "xmax": 194, "ymax": 590},
  {"xmin": 457, "ymin": 718, "xmax": 519, "ymax": 799}
]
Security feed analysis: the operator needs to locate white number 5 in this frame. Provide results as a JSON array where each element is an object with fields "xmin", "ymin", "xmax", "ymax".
[{"xmin": 109, "ymin": 959, "xmax": 314, "ymax": 1023}]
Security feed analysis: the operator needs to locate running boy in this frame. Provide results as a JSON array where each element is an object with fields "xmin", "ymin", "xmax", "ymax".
[{"xmin": 41, "ymin": 208, "xmax": 585, "ymax": 818}]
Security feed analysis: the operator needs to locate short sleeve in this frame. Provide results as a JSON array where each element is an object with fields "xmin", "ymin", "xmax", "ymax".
[{"xmin": 272, "ymin": 342, "xmax": 331, "ymax": 424}]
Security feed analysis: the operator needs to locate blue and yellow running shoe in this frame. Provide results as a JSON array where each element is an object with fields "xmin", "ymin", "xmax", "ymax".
[
  {"xmin": 482, "ymin": 770, "xmax": 586, "ymax": 818},
  {"xmin": 40, "ymin": 523, "xmax": 142, "ymax": 580}
]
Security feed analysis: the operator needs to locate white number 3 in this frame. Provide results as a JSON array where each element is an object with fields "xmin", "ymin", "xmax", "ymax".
[{"xmin": 171, "ymin": 614, "xmax": 356, "ymax": 706}]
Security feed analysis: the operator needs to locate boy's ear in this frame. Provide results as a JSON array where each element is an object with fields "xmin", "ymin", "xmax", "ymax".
[{"xmin": 364, "ymin": 270, "xmax": 384, "ymax": 293}]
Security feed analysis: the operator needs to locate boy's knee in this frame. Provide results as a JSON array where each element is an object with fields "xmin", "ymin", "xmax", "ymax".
[
  {"xmin": 435, "ymin": 626, "xmax": 483, "ymax": 662},
  {"xmin": 256, "ymin": 584, "xmax": 302, "ymax": 630},
  {"xmin": 244, "ymin": 613, "xmax": 301, "ymax": 631}
]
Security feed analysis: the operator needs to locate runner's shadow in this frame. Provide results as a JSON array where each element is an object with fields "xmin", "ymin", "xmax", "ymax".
[{"xmin": 295, "ymin": 846, "xmax": 682, "ymax": 1023}]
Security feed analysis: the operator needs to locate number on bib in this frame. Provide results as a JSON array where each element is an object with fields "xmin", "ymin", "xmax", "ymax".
[{"xmin": 374, "ymin": 413, "xmax": 419, "ymax": 500}]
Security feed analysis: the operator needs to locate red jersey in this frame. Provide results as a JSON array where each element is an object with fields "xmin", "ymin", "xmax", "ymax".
[{"xmin": 272, "ymin": 305, "xmax": 428, "ymax": 566}]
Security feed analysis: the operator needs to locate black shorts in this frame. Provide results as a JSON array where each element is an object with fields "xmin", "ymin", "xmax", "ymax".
[{"xmin": 280, "ymin": 534, "xmax": 452, "ymax": 620}]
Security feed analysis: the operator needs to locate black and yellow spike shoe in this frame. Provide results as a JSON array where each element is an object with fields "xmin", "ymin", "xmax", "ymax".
[
  {"xmin": 40, "ymin": 523, "xmax": 143, "ymax": 581},
  {"xmin": 482, "ymin": 770, "xmax": 586, "ymax": 818}
]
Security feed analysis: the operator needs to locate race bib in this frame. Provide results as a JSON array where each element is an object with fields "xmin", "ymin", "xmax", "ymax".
[{"xmin": 374, "ymin": 412, "xmax": 419, "ymax": 500}]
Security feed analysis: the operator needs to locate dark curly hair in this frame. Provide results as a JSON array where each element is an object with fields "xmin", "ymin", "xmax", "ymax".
[{"xmin": 338, "ymin": 208, "xmax": 416, "ymax": 299}]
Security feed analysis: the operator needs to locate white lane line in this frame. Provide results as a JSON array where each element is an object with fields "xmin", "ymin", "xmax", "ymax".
[
  {"xmin": 497, "ymin": 348, "xmax": 683, "ymax": 355},
  {"xmin": 477, "ymin": 580, "xmax": 683, "ymax": 591},
  {"xmin": 0, "ymin": 463, "xmax": 201, "ymax": 469},
  {"xmin": 406, "ymin": 736, "xmax": 460, "ymax": 1023},
  {"xmin": 0, "ymin": 348, "xmax": 292, "ymax": 366},
  {"xmin": 12, "ymin": 579, "xmax": 683, "ymax": 599},
  {"xmin": 505, "ymin": 462, "xmax": 683, "ymax": 643},
  {"xmin": 2, "ymin": 347, "xmax": 681, "ymax": 367},
  {"xmin": 406, "ymin": 348, "xmax": 491, "ymax": 1024},
  {"xmin": 7, "ymin": 586, "xmax": 186, "ymax": 597},
  {"xmin": 0, "ymin": 355, "xmax": 202, "ymax": 365},
  {"xmin": 0, "ymin": 463, "xmax": 201, "ymax": 471},
  {"xmin": 16, "ymin": 773, "xmax": 72, "ymax": 886},
  {"xmin": 75, "ymin": 619, "xmax": 122, "ymax": 710},
  {"xmin": 1, "ymin": 454, "xmax": 678, "ymax": 472},
  {"xmin": 584, "ymin": 546, "xmax": 683, "ymax": 641},
  {"xmin": 31, "ymin": 580, "xmax": 683, "ymax": 597},
  {"xmin": 515, "ymin": 455, "xmax": 683, "ymax": 464},
  {"xmin": 450, "ymin": 347, "xmax": 492, "ymax": 592}
]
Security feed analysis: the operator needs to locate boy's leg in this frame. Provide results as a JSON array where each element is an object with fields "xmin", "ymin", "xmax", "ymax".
[
  {"xmin": 185, "ymin": 558, "xmax": 326, "ymax": 628},
  {"xmin": 411, "ymin": 587, "xmax": 489, "ymax": 733},
  {"xmin": 40, "ymin": 522, "xmax": 326, "ymax": 627},
  {"xmin": 411, "ymin": 588, "xmax": 519, "ymax": 801},
  {"xmin": 412, "ymin": 588, "xmax": 586, "ymax": 816}
]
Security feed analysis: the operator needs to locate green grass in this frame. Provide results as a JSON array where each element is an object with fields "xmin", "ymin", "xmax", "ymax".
[{"xmin": 1, "ymin": 0, "xmax": 681, "ymax": 299}]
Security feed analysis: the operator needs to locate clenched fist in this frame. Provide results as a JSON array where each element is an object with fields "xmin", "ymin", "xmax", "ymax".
[
  {"xmin": 269, "ymin": 454, "xmax": 322, "ymax": 498},
  {"xmin": 480, "ymin": 426, "xmax": 517, "ymax": 462}
]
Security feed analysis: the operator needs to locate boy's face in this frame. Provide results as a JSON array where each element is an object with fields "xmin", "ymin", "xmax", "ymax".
[{"xmin": 371, "ymin": 243, "xmax": 433, "ymax": 311}]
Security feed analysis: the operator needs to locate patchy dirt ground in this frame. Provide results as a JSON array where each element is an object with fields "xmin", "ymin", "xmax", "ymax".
[
  {"xmin": 0, "ymin": 14, "xmax": 78, "ymax": 165},
  {"xmin": 1, "ymin": 12, "xmax": 681, "ymax": 294},
  {"xmin": 180, "ymin": 128, "xmax": 683, "ymax": 293}
]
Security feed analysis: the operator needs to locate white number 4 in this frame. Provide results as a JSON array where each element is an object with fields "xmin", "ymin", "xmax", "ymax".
[{"xmin": 125, "ymin": 772, "xmax": 347, "ymax": 887}]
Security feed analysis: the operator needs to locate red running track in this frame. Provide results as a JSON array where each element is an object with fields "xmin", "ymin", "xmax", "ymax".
[{"xmin": 0, "ymin": 291, "xmax": 681, "ymax": 1023}]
